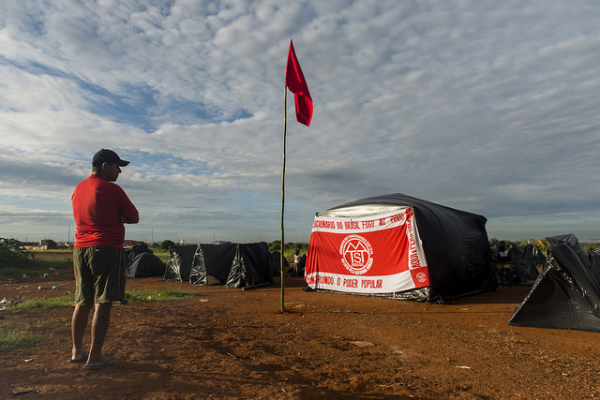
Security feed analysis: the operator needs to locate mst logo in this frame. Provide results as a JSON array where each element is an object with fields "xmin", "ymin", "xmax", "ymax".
[{"xmin": 340, "ymin": 234, "xmax": 373, "ymax": 275}]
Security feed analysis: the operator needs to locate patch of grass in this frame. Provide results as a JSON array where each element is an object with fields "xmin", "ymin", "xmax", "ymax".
[
  {"xmin": 151, "ymin": 249, "xmax": 170, "ymax": 264},
  {"xmin": 0, "ymin": 322, "xmax": 47, "ymax": 353},
  {"xmin": 124, "ymin": 289, "xmax": 203, "ymax": 302},
  {"xmin": 8, "ymin": 289, "xmax": 201, "ymax": 312},
  {"xmin": 0, "ymin": 252, "xmax": 73, "ymax": 279},
  {"xmin": 504, "ymin": 331, "xmax": 527, "ymax": 344},
  {"xmin": 30, "ymin": 252, "xmax": 73, "ymax": 274},
  {"xmin": 13, "ymin": 295, "xmax": 76, "ymax": 311}
]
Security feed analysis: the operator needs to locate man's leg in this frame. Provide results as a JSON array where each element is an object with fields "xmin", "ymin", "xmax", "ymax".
[
  {"xmin": 71, "ymin": 304, "xmax": 92, "ymax": 360},
  {"xmin": 86, "ymin": 302, "xmax": 113, "ymax": 366}
]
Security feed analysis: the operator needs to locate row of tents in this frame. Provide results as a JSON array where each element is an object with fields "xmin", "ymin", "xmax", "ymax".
[
  {"xmin": 125, "ymin": 241, "xmax": 295, "ymax": 289},
  {"xmin": 122, "ymin": 192, "xmax": 600, "ymax": 333},
  {"xmin": 163, "ymin": 241, "xmax": 274, "ymax": 288},
  {"xmin": 125, "ymin": 242, "xmax": 306, "ymax": 288}
]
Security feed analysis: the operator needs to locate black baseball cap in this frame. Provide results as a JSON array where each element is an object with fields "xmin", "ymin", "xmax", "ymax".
[{"xmin": 92, "ymin": 149, "xmax": 130, "ymax": 167}]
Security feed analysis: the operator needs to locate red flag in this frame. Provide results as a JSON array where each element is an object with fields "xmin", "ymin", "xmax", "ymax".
[{"xmin": 285, "ymin": 40, "xmax": 313, "ymax": 126}]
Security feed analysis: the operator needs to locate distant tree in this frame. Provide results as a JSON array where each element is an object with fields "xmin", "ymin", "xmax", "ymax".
[
  {"xmin": 268, "ymin": 241, "xmax": 281, "ymax": 252},
  {"xmin": 0, "ymin": 238, "xmax": 33, "ymax": 270},
  {"xmin": 159, "ymin": 240, "xmax": 175, "ymax": 251},
  {"xmin": 41, "ymin": 238, "xmax": 58, "ymax": 249}
]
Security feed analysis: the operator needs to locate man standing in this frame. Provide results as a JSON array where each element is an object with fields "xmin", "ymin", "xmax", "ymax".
[
  {"xmin": 70, "ymin": 149, "xmax": 139, "ymax": 370},
  {"xmin": 294, "ymin": 249, "xmax": 301, "ymax": 276}
]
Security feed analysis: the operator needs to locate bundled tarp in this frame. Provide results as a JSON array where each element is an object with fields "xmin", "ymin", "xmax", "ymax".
[
  {"xmin": 225, "ymin": 242, "xmax": 274, "ymax": 288},
  {"xmin": 189, "ymin": 242, "xmax": 236, "ymax": 286},
  {"xmin": 509, "ymin": 234, "xmax": 600, "ymax": 332},
  {"xmin": 163, "ymin": 245, "xmax": 198, "ymax": 282},
  {"xmin": 305, "ymin": 193, "xmax": 496, "ymax": 303},
  {"xmin": 126, "ymin": 253, "xmax": 166, "ymax": 278}
]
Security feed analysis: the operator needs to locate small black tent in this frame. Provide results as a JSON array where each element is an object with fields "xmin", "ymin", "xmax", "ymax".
[
  {"xmin": 509, "ymin": 234, "xmax": 600, "ymax": 332},
  {"xmin": 269, "ymin": 251, "xmax": 289, "ymax": 276},
  {"xmin": 225, "ymin": 242, "xmax": 273, "ymax": 288},
  {"xmin": 509, "ymin": 244, "xmax": 544, "ymax": 283},
  {"xmin": 163, "ymin": 245, "xmax": 197, "ymax": 282},
  {"xmin": 189, "ymin": 242, "xmax": 237, "ymax": 286},
  {"xmin": 125, "ymin": 242, "xmax": 152, "ymax": 264},
  {"xmin": 296, "ymin": 254, "xmax": 307, "ymax": 277},
  {"xmin": 126, "ymin": 252, "xmax": 166, "ymax": 278},
  {"xmin": 306, "ymin": 193, "xmax": 496, "ymax": 303}
]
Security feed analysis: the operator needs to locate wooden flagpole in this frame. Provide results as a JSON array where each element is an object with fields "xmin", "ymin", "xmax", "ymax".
[{"xmin": 280, "ymin": 86, "xmax": 287, "ymax": 312}]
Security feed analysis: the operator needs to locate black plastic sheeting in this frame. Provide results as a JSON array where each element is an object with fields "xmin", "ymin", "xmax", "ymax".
[
  {"xmin": 226, "ymin": 242, "xmax": 274, "ymax": 288},
  {"xmin": 509, "ymin": 244, "xmax": 544, "ymax": 283},
  {"xmin": 318, "ymin": 193, "xmax": 497, "ymax": 303},
  {"xmin": 124, "ymin": 243, "xmax": 166, "ymax": 278},
  {"xmin": 509, "ymin": 234, "xmax": 600, "ymax": 332},
  {"xmin": 163, "ymin": 242, "xmax": 273, "ymax": 288},
  {"xmin": 163, "ymin": 245, "xmax": 197, "ymax": 282},
  {"xmin": 189, "ymin": 242, "xmax": 237, "ymax": 286},
  {"xmin": 269, "ymin": 251, "xmax": 289, "ymax": 276},
  {"xmin": 126, "ymin": 253, "xmax": 166, "ymax": 278},
  {"xmin": 269, "ymin": 251, "xmax": 306, "ymax": 277},
  {"xmin": 124, "ymin": 242, "xmax": 152, "ymax": 264}
]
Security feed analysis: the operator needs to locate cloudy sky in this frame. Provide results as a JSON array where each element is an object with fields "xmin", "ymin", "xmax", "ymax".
[{"xmin": 1, "ymin": 0, "xmax": 600, "ymax": 245}]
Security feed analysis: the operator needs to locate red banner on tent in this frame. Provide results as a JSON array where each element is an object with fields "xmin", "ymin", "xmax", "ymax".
[{"xmin": 305, "ymin": 207, "xmax": 430, "ymax": 295}]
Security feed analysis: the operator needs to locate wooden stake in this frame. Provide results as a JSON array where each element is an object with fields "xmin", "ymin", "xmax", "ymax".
[{"xmin": 280, "ymin": 86, "xmax": 287, "ymax": 311}]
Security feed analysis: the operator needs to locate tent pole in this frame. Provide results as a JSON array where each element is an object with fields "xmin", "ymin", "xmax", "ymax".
[{"xmin": 280, "ymin": 86, "xmax": 287, "ymax": 312}]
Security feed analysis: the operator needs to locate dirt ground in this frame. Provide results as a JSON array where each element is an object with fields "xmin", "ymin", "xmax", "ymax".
[{"xmin": 1, "ymin": 272, "xmax": 600, "ymax": 400}]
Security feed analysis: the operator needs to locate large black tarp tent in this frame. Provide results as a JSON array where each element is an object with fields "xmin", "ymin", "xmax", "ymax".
[
  {"xmin": 225, "ymin": 242, "xmax": 274, "ymax": 288},
  {"xmin": 163, "ymin": 245, "xmax": 197, "ymax": 282},
  {"xmin": 509, "ymin": 234, "xmax": 600, "ymax": 332},
  {"xmin": 305, "ymin": 193, "xmax": 496, "ymax": 303},
  {"xmin": 189, "ymin": 242, "xmax": 236, "ymax": 286}
]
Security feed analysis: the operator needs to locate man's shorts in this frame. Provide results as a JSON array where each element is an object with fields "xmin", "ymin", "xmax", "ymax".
[{"xmin": 73, "ymin": 246, "xmax": 126, "ymax": 305}]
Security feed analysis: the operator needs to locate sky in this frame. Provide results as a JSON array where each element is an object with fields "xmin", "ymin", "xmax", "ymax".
[{"xmin": 1, "ymin": 0, "xmax": 600, "ymax": 245}]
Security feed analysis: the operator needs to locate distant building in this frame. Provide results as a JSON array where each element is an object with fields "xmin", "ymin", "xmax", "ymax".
[{"xmin": 123, "ymin": 240, "xmax": 142, "ymax": 247}]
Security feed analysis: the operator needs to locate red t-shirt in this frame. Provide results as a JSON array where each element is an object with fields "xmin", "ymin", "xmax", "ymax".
[{"xmin": 72, "ymin": 174, "xmax": 138, "ymax": 249}]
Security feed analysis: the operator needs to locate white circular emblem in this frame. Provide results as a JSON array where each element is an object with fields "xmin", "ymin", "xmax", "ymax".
[
  {"xmin": 416, "ymin": 272, "xmax": 427, "ymax": 283},
  {"xmin": 340, "ymin": 234, "xmax": 373, "ymax": 275}
]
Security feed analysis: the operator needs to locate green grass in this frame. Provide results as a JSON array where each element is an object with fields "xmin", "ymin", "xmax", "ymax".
[
  {"xmin": 151, "ymin": 249, "xmax": 170, "ymax": 264},
  {"xmin": 8, "ymin": 289, "xmax": 202, "ymax": 312},
  {"xmin": 124, "ymin": 289, "xmax": 202, "ymax": 302},
  {"xmin": 13, "ymin": 295, "xmax": 76, "ymax": 310},
  {"xmin": 0, "ymin": 251, "xmax": 73, "ymax": 279},
  {"xmin": 0, "ymin": 322, "xmax": 46, "ymax": 353}
]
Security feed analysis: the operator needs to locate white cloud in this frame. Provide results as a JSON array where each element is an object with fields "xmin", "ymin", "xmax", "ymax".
[{"xmin": 1, "ymin": 0, "xmax": 600, "ymax": 243}]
